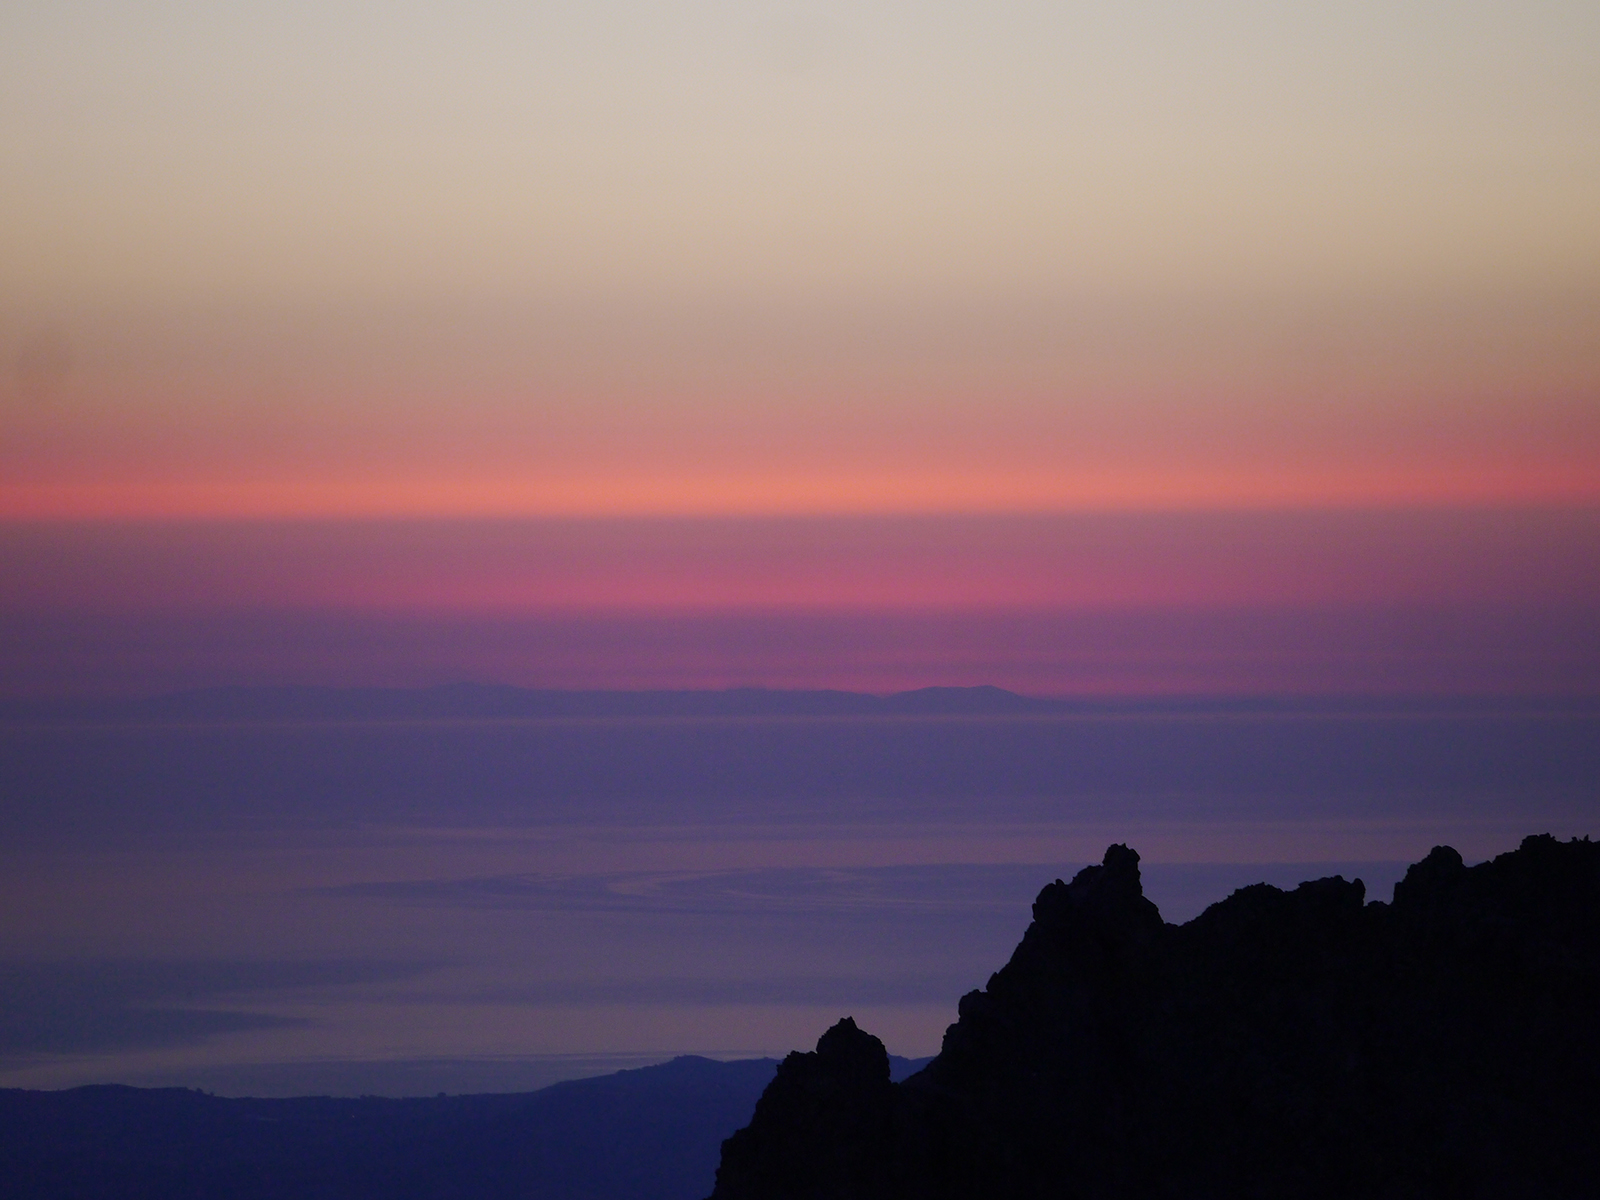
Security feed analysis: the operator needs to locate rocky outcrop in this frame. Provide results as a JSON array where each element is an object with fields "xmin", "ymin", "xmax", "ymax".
[
  {"xmin": 710, "ymin": 1018, "xmax": 902, "ymax": 1200},
  {"xmin": 708, "ymin": 835, "xmax": 1600, "ymax": 1199}
]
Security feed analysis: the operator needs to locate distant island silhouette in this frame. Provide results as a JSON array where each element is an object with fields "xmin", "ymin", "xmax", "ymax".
[
  {"xmin": 711, "ymin": 835, "xmax": 1599, "ymax": 1199},
  {"xmin": 0, "ymin": 683, "xmax": 1050, "ymax": 722},
  {"xmin": 9, "ymin": 683, "xmax": 1584, "ymax": 724}
]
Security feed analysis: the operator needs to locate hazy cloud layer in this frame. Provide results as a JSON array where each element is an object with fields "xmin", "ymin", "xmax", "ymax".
[{"xmin": 0, "ymin": 960, "xmax": 424, "ymax": 1058}]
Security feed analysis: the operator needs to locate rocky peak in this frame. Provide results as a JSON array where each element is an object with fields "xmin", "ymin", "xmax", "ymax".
[
  {"xmin": 1029, "ymin": 842, "xmax": 1164, "ymax": 941},
  {"xmin": 812, "ymin": 1017, "xmax": 889, "ymax": 1089},
  {"xmin": 1392, "ymin": 843, "xmax": 1466, "ymax": 908},
  {"xmin": 708, "ymin": 834, "xmax": 1600, "ymax": 1200}
]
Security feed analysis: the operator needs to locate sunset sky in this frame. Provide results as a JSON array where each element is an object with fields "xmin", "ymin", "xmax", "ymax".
[
  {"xmin": 3, "ymin": 2, "xmax": 1599, "ymax": 1101},
  {"xmin": 3, "ymin": 0, "xmax": 1598, "ymax": 693}
]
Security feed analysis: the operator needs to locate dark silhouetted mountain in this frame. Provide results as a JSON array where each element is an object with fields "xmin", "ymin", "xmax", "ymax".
[
  {"xmin": 875, "ymin": 686, "xmax": 1046, "ymax": 714},
  {"xmin": 710, "ymin": 835, "xmax": 1600, "ymax": 1199},
  {"xmin": 0, "ymin": 1054, "xmax": 932, "ymax": 1200}
]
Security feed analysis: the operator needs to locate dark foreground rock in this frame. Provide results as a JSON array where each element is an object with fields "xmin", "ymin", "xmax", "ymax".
[{"xmin": 710, "ymin": 835, "xmax": 1600, "ymax": 1200}]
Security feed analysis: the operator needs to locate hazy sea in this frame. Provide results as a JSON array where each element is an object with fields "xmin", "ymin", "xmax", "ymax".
[{"xmin": 2, "ymin": 706, "xmax": 1594, "ymax": 1095}]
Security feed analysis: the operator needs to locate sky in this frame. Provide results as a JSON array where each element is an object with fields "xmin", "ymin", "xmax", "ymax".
[
  {"xmin": 3, "ymin": 0, "xmax": 1597, "ymax": 523},
  {"xmin": 3, "ymin": 2, "xmax": 1597, "ymax": 698},
  {"xmin": 1, "ymin": 1, "xmax": 1598, "ymax": 1099}
]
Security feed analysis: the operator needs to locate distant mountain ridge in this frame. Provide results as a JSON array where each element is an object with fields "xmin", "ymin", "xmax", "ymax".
[
  {"xmin": 8, "ymin": 684, "xmax": 1593, "ymax": 723},
  {"xmin": 2, "ymin": 683, "xmax": 1050, "ymax": 722},
  {"xmin": 0, "ymin": 1053, "xmax": 931, "ymax": 1200},
  {"xmin": 708, "ymin": 835, "xmax": 1600, "ymax": 1199}
]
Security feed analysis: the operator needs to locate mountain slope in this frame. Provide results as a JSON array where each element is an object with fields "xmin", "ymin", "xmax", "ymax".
[
  {"xmin": 710, "ymin": 836, "xmax": 1600, "ymax": 1199},
  {"xmin": 0, "ymin": 1052, "xmax": 935, "ymax": 1199},
  {"xmin": 0, "ymin": 1055, "xmax": 773, "ymax": 1200}
]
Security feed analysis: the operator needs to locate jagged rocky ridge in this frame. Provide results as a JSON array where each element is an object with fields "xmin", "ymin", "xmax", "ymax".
[{"xmin": 710, "ymin": 835, "xmax": 1600, "ymax": 1199}]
